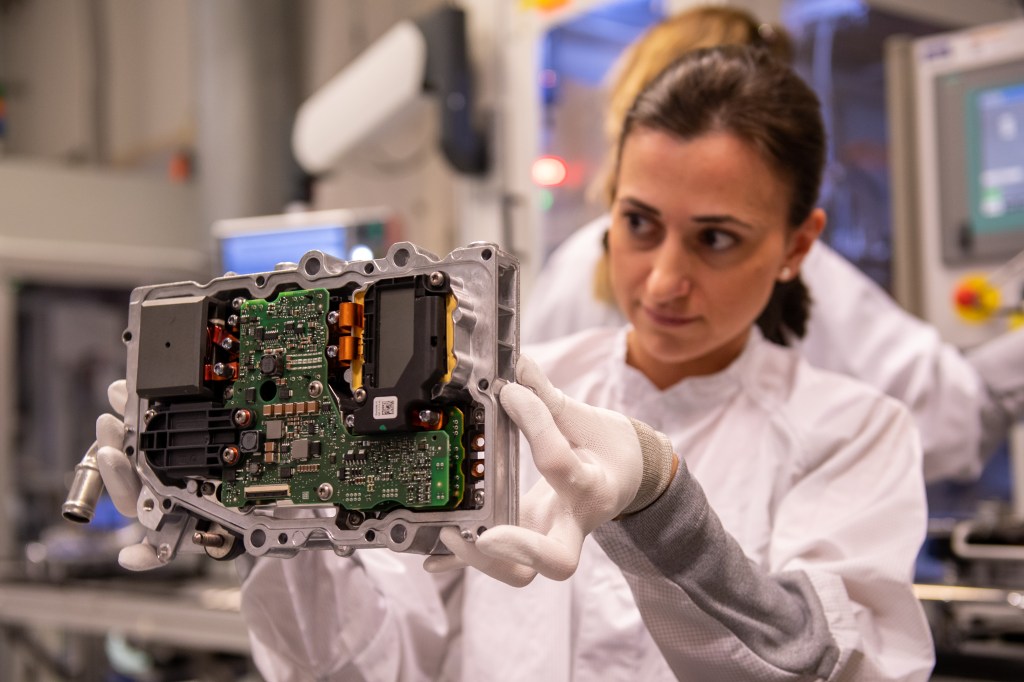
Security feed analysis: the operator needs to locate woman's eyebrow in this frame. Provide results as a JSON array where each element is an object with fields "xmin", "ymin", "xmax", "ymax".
[
  {"xmin": 619, "ymin": 197, "xmax": 661, "ymax": 217},
  {"xmin": 693, "ymin": 215, "xmax": 757, "ymax": 231}
]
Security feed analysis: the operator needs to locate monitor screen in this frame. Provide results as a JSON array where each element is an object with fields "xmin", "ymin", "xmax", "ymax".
[
  {"xmin": 935, "ymin": 57, "xmax": 1024, "ymax": 265},
  {"xmin": 214, "ymin": 209, "xmax": 399, "ymax": 275},
  {"xmin": 969, "ymin": 80, "xmax": 1024, "ymax": 234}
]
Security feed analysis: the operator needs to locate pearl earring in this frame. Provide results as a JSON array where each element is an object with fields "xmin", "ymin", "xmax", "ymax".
[{"xmin": 779, "ymin": 267, "xmax": 792, "ymax": 282}]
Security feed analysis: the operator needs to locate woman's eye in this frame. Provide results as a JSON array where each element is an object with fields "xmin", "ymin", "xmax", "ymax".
[
  {"xmin": 623, "ymin": 212, "xmax": 657, "ymax": 238},
  {"xmin": 697, "ymin": 228, "xmax": 739, "ymax": 251}
]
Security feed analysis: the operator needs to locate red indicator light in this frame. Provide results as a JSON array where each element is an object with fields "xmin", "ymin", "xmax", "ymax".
[{"xmin": 532, "ymin": 155, "xmax": 568, "ymax": 187}]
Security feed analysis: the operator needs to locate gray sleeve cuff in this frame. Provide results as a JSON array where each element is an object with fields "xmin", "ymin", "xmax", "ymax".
[
  {"xmin": 597, "ymin": 461, "xmax": 839, "ymax": 678},
  {"xmin": 620, "ymin": 418, "xmax": 676, "ymax": 515}
]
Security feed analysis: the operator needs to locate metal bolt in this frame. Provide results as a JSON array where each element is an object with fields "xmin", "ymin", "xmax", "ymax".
[
  {"xmin": 473, "ymin": 408, "xmax": 485, "ymax": 424},
  {"xmin": 213, "ymin": 362, "xmax": 233, "ymax": 378},
  {"xmin": 231, "ymin": 297, "xmax": 246, "ymax": 310},
  {"xmin": 346, "ymin": 511, "xmax": 365, "ymax": 528},
  {"xmin": 233, "ymin": 409, "xmax": 253, "ymax": 427},
  {"xmin": 157, "ymin": 543, "xmax": 173, "ymax": 563},
  {"xmin": 309, "ymin": 381, "xmax": 324, "ymax": 398},
  {"xmin": 221, "ymin": 446, "xmax": 240, "ymax": 466},
  {"xmin": 334, "ymin": 545, "xmax": 355, "ymax": 558},
  {"xmin": 227, "ymin": 314, "xmax": 239, "ymax": 327},
  {"xmin": 192, "ymin": 531, "xmax": 225, "ymax": 548},
  {"xmin": 325, "ymin": 345, "xmax": 339, "ymax": 359},
  {"xmin": 200, "ymin": 481, "xmax": 217, "ymax": 497},
  {"xmin": 143, "ymin": 409, "xmax": 158, "ymax": 424},
  {"xmin": 428, "ymin": 271, "xmax": 445, "ymax": 287},
  {"xmin": 418, "ymin": 409, "xmax": 439, "ymax": 426},
  {"xmin": 473, "ymin": 489, "xmax": 485, "ymax": 507},
  {"xmin": 220, "ymin": 337, "xmax": 236, "ymax": 351},
  {"xmin": 317, "ymin": 483, "xmax": 334, "ymax": 501},
  {"xmin": 345, "ymin": 414, "xmax": 356, "ymax": 428},
  {"xmin": 353, "ymin": 388, "xmax": 367, "ymax": 404},
  {"xmin": 460, "ymin": 529, "xmax": 476, "ymax": 542},
  {"xmin": 327, "ymin": 310, "xmax": 340, "ymax": 325}
]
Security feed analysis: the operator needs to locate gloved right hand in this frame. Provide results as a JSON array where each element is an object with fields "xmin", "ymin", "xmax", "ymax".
[{"xmin": 94, "ymin": 379, "xmax": 165, "ymax": 571}]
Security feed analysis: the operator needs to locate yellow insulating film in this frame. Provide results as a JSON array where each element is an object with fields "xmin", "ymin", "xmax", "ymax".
[
  {"xmin": 351, "ymin": 290, "xmax": 366, "ymax": 389},
  {"xmin": 443, "ymin": 293, "xmax": 457, "ymax": 384}
]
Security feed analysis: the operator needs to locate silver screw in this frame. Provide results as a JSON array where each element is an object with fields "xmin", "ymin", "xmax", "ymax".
[
  {"xmin": 335, "ymin": 545, "xmax": 355, "ymax": 557},
  {"xmin": 473, "ymin": 489, "xmax": 485, "ymax": 507},
  {"xmin": 418, "ymin": 409, "xmax": 439, "ymax": 426},
  {"xmin": 231, "ymin": 297, "xmax": 246, "ymax": 310},
  {"xmin": 309, "ymin": 381, "xmax": 324, "ymax": 398},
  {"xmin": 157, "ymin": 543, "xmax": 173, "ymax": 563},
  {"xmin": 317, "ymin": 483, "xmax": 334, "ymax": 501},
  {"xmin": 200, "ymin": 481, "xmax": 216, "ymax": 497},
  {"xmin": 325, "ymin": 345, "xmax": 339, "ymax": 359},
  {"xmin": 327, "ymin": 310, "xmax": 340, "ymax": 325},
  {"xmin": 345, "ymin": 414, "xmax": 355, "ymax": 428},
  {"xmin": 220, "ymin": 337, "xmax": 236, "ymax": 351},
  {"xmin": 143, "ymin": 409, "xmax": 158, "ymax": 424},
  {"xmin": 460, "ymin": 529, "xmax": 476, "ymax": 542},
  {"xmin": 353, "ymin": 388, "xmax": 367, "ymax": 404},
  {"xmin": 227, "ymin": 314, "xmax": 239, "ymax": 327},
  {"xmin": 346, "ymin": 511, "xmax": 364, "ymax": 527},
  {"xmin": 428, "ymin": 271, "xmax": 445, "ymax": 287}
]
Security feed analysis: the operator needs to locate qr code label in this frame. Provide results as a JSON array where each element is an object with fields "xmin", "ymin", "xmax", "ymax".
[{"xmin": 373, "ymin": 396, "xmax": 399, "ymax": 420}]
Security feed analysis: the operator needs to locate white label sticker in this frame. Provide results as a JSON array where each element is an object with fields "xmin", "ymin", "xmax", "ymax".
[{"xmin": 373, "ymin": 396, "xmax": 399, "ymax": 420}]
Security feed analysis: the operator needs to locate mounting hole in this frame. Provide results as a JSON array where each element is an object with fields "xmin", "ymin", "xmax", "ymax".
[
  {"xmin": 142, "ymin": 498, "xmax": 155, "ymax": 512},
  {"xmin": 364, "ymin": 530, "xmax": 376, "ymax": 542},
  {"xmin": 390, "ymin": 524, "xmax": 407, "ymax": 544},
  {"xmin": 122, "ymin": 330, "xmax": 132, "ymax": 343},
  {"xmin": 277, "ymin": 533, "xmax": 289, "ymax": 545},
  {"xmin": 161, "ymin": 498, "xmax": 172, "ymax": 511},
  {"xmin": 363, "ymin": 263, "xmax": 374, "ymax": 274},
  {"xmin": 481, "ymin": 248, "xmax": 493, "ymax": 261},
  {"xmin": 477, "ymin": 526, "xmax": 487, "ymax": 537},
  {"xmin": 250, "ymin": 529, "xmax": 266, "ymax": 548},
  {"xmin": 392, "ymin": 248, "xmax": 410, "ymax": 267},
  {"xmin": 478, "ymin": 379, "xmax": 490, "ymax": 391},
  {"xmin": 259, "ymin": 380, "xmax": 278, "ymax": 402},
  {"xmin": 255, "ymin": 275, "xmax": 267, "ymax": 288},
  {"xmin": 125, "ymin": 446, "xmax": 135, "ymax": 456},
  {"xmin": 165, "ymin": 341, "xmax": 171, "ymax": 348},
  {"xmin": 304, "ymin": 258, "xmax": 322, "ymax": 276}
]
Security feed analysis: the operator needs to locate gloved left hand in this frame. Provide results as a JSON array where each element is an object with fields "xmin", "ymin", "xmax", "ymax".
[{"xmin": 425, "ymin": 355, "xmax": 676, "ymax": 585}]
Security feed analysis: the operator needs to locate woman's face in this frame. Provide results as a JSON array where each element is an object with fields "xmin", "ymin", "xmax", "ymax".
[{"xmin": 609, "ymin": 128, "xmax": 823, "ymax": 388}]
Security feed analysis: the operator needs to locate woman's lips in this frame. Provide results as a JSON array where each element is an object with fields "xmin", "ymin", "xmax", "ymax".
[{"xmin": 643, "ymin": 306, "xmax": 698, "ymax": 327}]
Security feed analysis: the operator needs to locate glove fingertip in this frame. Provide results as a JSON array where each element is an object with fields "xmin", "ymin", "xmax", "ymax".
[
  {"xmin": 423, "ymin": 553, "xmax": 466, "ymax": 574},
  {"xmin": 108, "ymin": 380, "xmax": 128, "ymax": 416},
  {"xmin": 119, "ymin": 542, "xmax": 164, "ymax": 571},
  {"xmin": 97, "ymin": 446, "xmax": 141, "ymax": 518},
  {"xmin": 96, "ymin": 413, "xmax": 125, "ymax": 449}
]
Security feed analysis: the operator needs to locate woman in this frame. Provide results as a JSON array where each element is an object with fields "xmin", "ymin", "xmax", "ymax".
[
  {"xmin": 237, "ymin": 47, "xmax": 933, "ymax": 680},
  {"xmin": 524, "ymin": 6, "xmax": 1020, "ymax": 485}
]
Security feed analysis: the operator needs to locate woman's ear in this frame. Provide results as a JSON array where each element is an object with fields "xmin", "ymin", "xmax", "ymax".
[{"xmin": 782, "ymin": 208, "xmax": 825, "ymax": 277}]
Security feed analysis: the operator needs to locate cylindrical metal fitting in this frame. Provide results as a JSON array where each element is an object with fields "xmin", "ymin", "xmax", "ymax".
[{"xmin": 62, "ymin": 443, "xmax": 105, "ymax": 524}]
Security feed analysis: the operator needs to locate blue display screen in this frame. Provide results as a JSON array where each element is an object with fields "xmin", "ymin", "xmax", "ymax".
[{"xmin": 219, "ymin": 223, "xmax": 387, "ymax": 275}]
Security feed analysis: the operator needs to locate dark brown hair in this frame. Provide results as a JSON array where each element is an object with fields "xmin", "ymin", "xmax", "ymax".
[{"xmin": 612, "ymin": 46, "xmax": 825, "ymax": 344}]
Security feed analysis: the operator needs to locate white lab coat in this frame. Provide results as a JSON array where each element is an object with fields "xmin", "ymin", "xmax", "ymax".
[
  {"xmin": 242, "ymin": 327, "xmax": 933, "ymax": 681},
  {"xmin": 523, "ymin": 215, "xmax": 989, "ymax": 483}
]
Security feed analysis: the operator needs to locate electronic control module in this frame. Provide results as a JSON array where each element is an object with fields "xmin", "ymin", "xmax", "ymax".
[{"xmin": 112, "ymin": 242, "xmax": 517, "ymax": 560}]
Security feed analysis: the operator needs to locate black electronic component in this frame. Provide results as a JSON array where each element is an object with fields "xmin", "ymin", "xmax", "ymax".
[
  {"xmin": 259, "ymin": 353, "xmax": 282, "ymax": 376},
  {"xmin": 239, "ymin": 430, "xmax": 261, "ymax": 453},
  {"xmin": 351, "ymin": 274, "xmax": 452, "ymax": 434},
  {"xmin": 136, "ymin": 296, "xmax": 214, "ymax": 398},
  {"xmin": 140, "ymin": 402, "xmax": 235, "ymax": 483}
]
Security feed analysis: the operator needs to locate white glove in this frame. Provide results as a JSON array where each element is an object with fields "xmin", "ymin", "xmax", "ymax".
[
  {"xmin": 93, "ymin": 380, "xmax": 164, "ymax": 571},
  {"xmin": 426, "ymin": 355, "xmax": 676, "ymax": 585}
]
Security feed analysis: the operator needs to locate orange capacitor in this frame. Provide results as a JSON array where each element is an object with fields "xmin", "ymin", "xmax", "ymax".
[
  {"xmin": 337, "ymin": 302, "xmax": 364, "ymax": 332},
  {"xmin": 337, "ymin": 336, "xmax": 359, "ymax": 366}
]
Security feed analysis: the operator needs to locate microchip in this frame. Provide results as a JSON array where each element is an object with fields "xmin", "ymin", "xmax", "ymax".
[
  {"xmin": 245, "ymin": 387, "xmax": 256, "ymax": 403},
  {"xmin": 291, "ymin": 439, "xmax": 310, "ymax": 461},
  {"xmin": 309, "ymin": 441, "xmax": 321, "ymax": 457},
  {"xmin": 280, "ymin": 466, "xmax": 294, "ymax": 479},
  {"xmin": 266, "ymin": 420, "xmax": 284, "ymax": 440}
]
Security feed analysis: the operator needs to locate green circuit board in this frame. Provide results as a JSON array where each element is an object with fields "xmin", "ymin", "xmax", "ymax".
[{"xmin": 218, "ymin": 288, "xmax": 466, "ymax": 510}]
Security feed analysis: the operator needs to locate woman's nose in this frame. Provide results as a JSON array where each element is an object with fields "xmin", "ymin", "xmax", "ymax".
[{"xmin": 646, "ymin": 244, "xmax": 692, "ymax": 301}]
